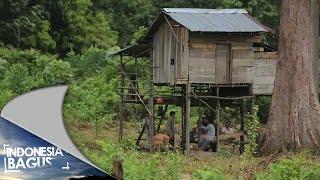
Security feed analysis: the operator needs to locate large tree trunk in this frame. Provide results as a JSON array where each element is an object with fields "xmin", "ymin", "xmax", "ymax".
[{"xmin": 261, "ymin": 0, "xmax": 320, "ymax": 154}]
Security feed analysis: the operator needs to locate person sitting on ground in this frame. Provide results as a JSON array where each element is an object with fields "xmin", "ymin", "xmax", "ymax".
[
  {"xmin": 190, "ymin": 118, "xmax": 206, "ymax": 144},
  {"xmin": 200, "ymin": 118, "xmax": 216, "ymax": 151},
  {"xmin": 221, "ymin": 125, "xmax": 228, "ymax": 134},
  {"xmin": 167, "ymin": 111, "xmax": 176, "ymax": 148},
  {"xmin": 222, "ymin": 122, "xmax": 233, "ymax": 134}
]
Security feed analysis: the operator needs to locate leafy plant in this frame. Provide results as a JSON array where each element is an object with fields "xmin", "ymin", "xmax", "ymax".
[
  {"xmin": 244, "ymin": 105, "xmax": 260, "ymax": 156},
  {"xmin": 255, "ymin": 155, "xmax": 320, "ymax": 180},
  {"xmin": 192, "ymin": 168, "xmax": 225, "ymax": 180},
  {"xmin": 84, "ymin": 140, "xmax": 185, "ymax": 180}
]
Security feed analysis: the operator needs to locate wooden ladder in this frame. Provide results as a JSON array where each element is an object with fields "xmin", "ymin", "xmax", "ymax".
[{"xmin": 135, "ymin": 104, "xmax": 168, "ymax": 146}]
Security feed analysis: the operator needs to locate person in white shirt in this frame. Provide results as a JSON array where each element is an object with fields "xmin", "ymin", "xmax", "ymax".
[{"xmin": 200, "ymin": 118, "xmax": 215, "ymax": 151}]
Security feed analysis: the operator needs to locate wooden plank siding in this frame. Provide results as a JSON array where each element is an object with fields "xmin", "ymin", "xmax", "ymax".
[
  {"xmin": 152, "ymin": 22, "xmax": 184, "ymax": 84},
  {"xmin": 215, "ymin": 44, "xmax": 231, "ymax": 83},
  {"xmin": 152, "ymin": 26, "xmax": 160, "ymax": 83},
  {"xmin": 252, "ymin": 53, "xmax": 278, "ymax": 95},
  {"xmin": 189, "ymin": 41, "xmax": 215, "ymax": 83},
  {"xmin": 231, "ymin": 42, "xmax": 254, "ymax": 83},
  {"xmin": 189, "ymin": 33, "xmax": 263, "ymax": 43},
  {"xmin": 179, "ymin": 27, "xmax": 189, "ymax": 81},
  {"xmin": 152, "ymin": 28, "xmax": 278, "ymax": 91}
]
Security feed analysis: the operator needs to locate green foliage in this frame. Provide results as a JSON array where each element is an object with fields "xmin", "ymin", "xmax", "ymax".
[
  {"xmin": 255, "ymin": 155, "xmax": 320, "ymax": 180},
  {"xmin": 192, "ymin": 168, "xmax": 225, "ymax": 180},
  {"xmin": 255, "ymin": 97, "xmax": 271, "ymax": 124},
  {"xmin": 84, "ymin": 140, "xmax": 185, "ymax": 180},
  {"xmin": 0, "ymin": 58, "xmax": 9, "ymax": 77},
  {"xmin": 0, "ymin": 45, "xmax": 120, "ymax": 135},
  {"xmin": 247, "ymin": 0, "xmax": 280, "ymax": 47},
  {"xmin": 0, "ymin": 89, "xmax": 15, "ymax": 109},
  {"xmin": 0, "ymin": 1, "xmax": 56, "ymax": 51},
  {"xmin": 216, "ymin": 148, "xmax": 234, "ymax": 158},
  {"xmin": 244, "ymin": 105, "xmax": 260, "ymax": 156},
  {"xmin": 221, "ymin": 106, "xmax": 240, "ymax": 128},
  {"xmin": 64, "ymin": 77, "xmax": 118, "ymax": 129},
  {"xmin": 43, "ymin": 60, "xmax": 75, "ymax": 85},
  {"xmin": 130, "ymin": 26, "xmax": 148, "ymax": 45},
  {"xmin": 4, "ymin": 64, "xmax": 30, "ymax": 94},
  {"xmin": 0, "ymin": 0, "xmax": 280, "ymax": 53},
  {"xmin": 0, "ymin": 0, "xmax": 117, "ymax": 55},
  {"xmin": 0, "ymin": 47, "xmax": 73, "ymax": 92},
  {"xmin": 58, "ymin": 0, "xmax": 117, "ymax": 53},
  {"xmin": 103, "ymin": 0, "xmax": 156, "ymax": 47},
  {"xmin": 65, "ymin": 47, "xmax": 111, "ymax": 77},
  {"xmin": 0, "ymin": 48, "xmax": 56, "ymax": 109},
  {"xmin": 157, "ymin": 0, "xmax": 243, "ymax": 9},
  {"xmin": 63, "ymin": 52, "xmax": 119, "ymax": 135}
]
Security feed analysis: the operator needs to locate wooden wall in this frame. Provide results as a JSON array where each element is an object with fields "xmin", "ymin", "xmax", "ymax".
[
  {"xmin": 231, "ymin": 42, "xmax": 254, "ymax": 83},
  {"xmin": 152, "ymin": 22, "xmax": 189, "ymax": 84},
  {"xmin": 188, "ymin": 34, "xmax": 278, "ymax": 95},
  {"xmin": 189, "ymin": 34, "xmax": 258, "ymax": 84},
  {"xmin": 152, "ymin": 29, "xmax": 277, "ymax": 93},
  {"xmin": 252, "ymin": 52, "xmax": 278, "ymax": 95},
  {"xmin": 189, "ymin": 41, "xmax": 215, "ymax": 83}
]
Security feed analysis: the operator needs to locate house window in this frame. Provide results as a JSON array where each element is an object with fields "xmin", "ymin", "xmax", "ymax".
[{"xmin": 170, "ymin": 58, "xmax": 175, "ymax": 65}]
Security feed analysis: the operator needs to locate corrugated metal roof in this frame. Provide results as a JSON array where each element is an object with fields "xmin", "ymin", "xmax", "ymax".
[
  {"xmin": 162, "ymin": 8, "xmax": 269, "ymax": 32},
  {"xmin": 163, "ymin": 8, "xmax": 248, "ymax": 14}
]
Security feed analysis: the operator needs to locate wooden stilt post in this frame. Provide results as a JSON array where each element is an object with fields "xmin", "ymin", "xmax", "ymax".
[
  {"xmin": 147, "ymin": 102, "xmax": 154, "ymax": 152},
  {"xmin": 136, "ymin": 122, "xmax": 146, "ymax": 146},
  {"xmin": 181, "ymin": 101, "xmax": 186, "ymax": 150},
  {"xmin": 250, "ymin": 97, "xmax": 255, "ymax": 113},
  {"xmin": 119, "ymin": 54, "xmax": 124, "ymax": 142},
  {"xmin": 215, "ymin": 87, "xmax": 220, "ymax": 151},
  {"xmin": 134, "ymin": 57, "xmax": 138, "ymax": 101},
  {"xmin": 147, "ymin": 57, "xmax": 154, "ymax": 152},
  {"xmin": 185, "ymin": 83, "xmax": 191, "ymax": 151},
  {"xmin": 239, "ymin": 99, "xmax": 245, "ymax": 154}
]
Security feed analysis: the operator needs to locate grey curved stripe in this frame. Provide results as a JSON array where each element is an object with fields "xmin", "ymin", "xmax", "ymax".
[{"xmin": 0, "ymin": 86, "xmax": 103, "ymax": 171}]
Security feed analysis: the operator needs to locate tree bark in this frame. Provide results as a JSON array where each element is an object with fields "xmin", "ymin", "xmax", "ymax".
[{"xmin": 261, "ymin": 0, "xmax": 320, "ymax": 154}]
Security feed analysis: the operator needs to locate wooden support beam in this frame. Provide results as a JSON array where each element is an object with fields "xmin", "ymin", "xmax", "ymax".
[
  {"xmin": 215, "ymin": 87, "xmax": 220, "ymax": 151},
  {"xmin": 250, "ymin": 97, "xmax": 255, "ymax": 113},
  {"xmin": 181, "ymin": 102, "xmax": 186, "ymax": 150},
  {"xmin": 119, "ymin": 54, "xmax": 125, "ymax": 141},
  {"xmin": 185, "ymin": 83, "xmax": 191, "ymax": 151},
  {"xmin": 134, "ymin": 47, "xmax": 153, "ymax": 58},
  {"xmin": 136, "ymin": 122, "xmax": 146, "ymax": 146},
  {"xmin": 120, "ymin": 67, "xmax": 151, "ymax": 115},
  {"xmin": 239, "ymin": 99, "xmax": 245, "ymax": 154},
  {"xmin": 147, "ymin": 57, "xmax": 154, "ymax": 152},
  {"xmin": 147, "ymin": 107, "xmax": 154, "ymax": 152},
  {"xmin": 191, "ymin": 92, "xmax": 215, "ymax": 112},
  {"xmin": 164, "ymin": 15, "xmax": 179, "ymax": 42},
  {"xmin": 189, "ymin": 95, "xmax": 255, "ymax": 100}
]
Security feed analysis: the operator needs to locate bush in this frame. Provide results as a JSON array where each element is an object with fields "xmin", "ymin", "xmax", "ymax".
[
  {"xmin": 255, "ymin": 96, "xmax": 271, "ymax": 124},
  {"xmin": 244, "ymin": 105, "xmax": 260, "ymax": 156},
  {"xmin": 43, "ymin": 60, "xmax": 75, "ymax": 85},
  {"xmin": 255, "ymin": 155, "xmax": 320, "ymax": 180},
  {"xmin": 192, "ymin": 168, "xmax": 225, "ymax": 180},
  {"xmin": 84, "ymin": 140, "xmax": 185, "ymax": 180}
]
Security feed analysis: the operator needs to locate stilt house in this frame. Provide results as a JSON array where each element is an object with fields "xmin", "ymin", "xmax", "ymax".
[{"xmin": 116, "ymin": 8, "xmax": 278, "ymax": 152}]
